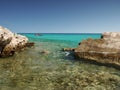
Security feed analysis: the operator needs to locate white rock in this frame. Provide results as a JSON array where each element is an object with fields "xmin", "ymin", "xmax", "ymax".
[
  {"xmin": 102, "ymin": 32, "xmax": 120, "ymax": 49},
  {"xmin": 0, "ymin": 26, "xmax": 29, "ymax": 56},
  {"xmin": 0, "ymin": 26, "xmax": 13, "ymax": 45}
]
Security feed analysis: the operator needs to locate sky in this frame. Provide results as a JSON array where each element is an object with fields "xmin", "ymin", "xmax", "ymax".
[{"xmin": 0, "ymin": 0, "xmax": 120, "ymax": 33}]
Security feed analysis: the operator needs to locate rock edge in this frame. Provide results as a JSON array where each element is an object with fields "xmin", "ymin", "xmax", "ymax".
[
  {"xmin": 0, "ymin": 26, "xmax": 34, "ymax": 57},
  {"xmin": 74, "ymin": 32, "xmax": 120, "ymax": 68}
]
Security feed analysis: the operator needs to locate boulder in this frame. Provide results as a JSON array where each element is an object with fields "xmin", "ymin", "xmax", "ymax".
[
  {"xmin": 74, "ymin": 32, "xmax": 120, "ymax": 68},
  {"xmin": 0, "ymin": 26, "xmax": 31, "ymax": 57}
]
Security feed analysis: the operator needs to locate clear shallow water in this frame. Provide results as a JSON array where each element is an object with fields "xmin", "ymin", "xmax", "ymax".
[{"xmin": 0, "ymin": 33, "xmax": 120, "ymax": 90}]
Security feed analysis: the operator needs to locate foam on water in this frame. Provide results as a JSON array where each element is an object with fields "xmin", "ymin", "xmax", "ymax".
[{"xmin": 0, "ymin": 33, "xmax": 120, "ymax": 90}]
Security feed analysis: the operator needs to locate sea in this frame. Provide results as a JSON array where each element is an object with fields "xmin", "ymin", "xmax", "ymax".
[{"xmin": 0, "ymin": 33, "xmax": 120, "ymax": 90}]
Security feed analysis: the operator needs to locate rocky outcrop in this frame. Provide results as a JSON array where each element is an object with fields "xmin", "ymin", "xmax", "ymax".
[
  {"xmin": 74, "ymin": 32, "xmax": 120, "ymax": 68},
  {"xmin": 0, "ymin": 26, "xmax": 33, "ymax": 57}
]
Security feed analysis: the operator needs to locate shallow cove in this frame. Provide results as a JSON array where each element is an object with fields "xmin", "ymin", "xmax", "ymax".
[{"xmin": 0, "ymin": 33, "xmax": 120, "ymax": 90}]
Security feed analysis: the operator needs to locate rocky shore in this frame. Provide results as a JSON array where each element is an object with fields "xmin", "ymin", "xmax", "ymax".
[
  {"xmin": 74, "ymin": 32, "xmax": 120, "ymax": 69},
  {"xmin": 0, "ymin": 26, "xmax": 34, "ymax": 57}
]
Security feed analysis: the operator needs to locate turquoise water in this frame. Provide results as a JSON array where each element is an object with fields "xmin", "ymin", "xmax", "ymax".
[
  {"xmin": 21, "ymin": 33, "xmax": 101, "ymax": 47},
  {"xmin": 0, "ymin": 33, "xmax": 120, "ymax": 90}
]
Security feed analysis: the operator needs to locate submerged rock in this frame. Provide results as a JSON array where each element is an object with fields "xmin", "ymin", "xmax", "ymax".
[
  {"xmin": 39, "ymin": 50, "xmax": 50, "ymax": 55},
  {"xmin": 62, "ymin": 48, "xmax": 75, "ymax": 60},
  {"xmin": 74, "ymin": 32, "xmax": 120, "ymax": 68},
  {"xmin": 0, "ymin": 26, "xmax": 32, "ymax": 57}
]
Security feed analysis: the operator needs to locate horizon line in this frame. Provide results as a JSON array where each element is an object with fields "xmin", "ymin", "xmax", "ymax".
[{"xmin": 18, "ymin": 32, "xmax": 102, "ymax": 34}]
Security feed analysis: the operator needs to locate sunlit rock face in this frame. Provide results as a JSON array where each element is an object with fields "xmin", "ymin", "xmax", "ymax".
[
  {"xmin": 75, "ymin": 32, "xmax": 120, "ymax": 68},
  {"xmin": 0, "ymin": 26, "xmax": 28, "ymax": 57},
  {"xmin": 101, "ymin": 32, "xmax": 120, "ymax": 49},
  {"xmin": 0, "ymin": 26, "xmax": 13, "ymax": 46}
]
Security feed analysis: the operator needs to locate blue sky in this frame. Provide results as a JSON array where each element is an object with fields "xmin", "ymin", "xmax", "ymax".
[{"xmin": 0, "ymin": 0, "xmax": 120, "ymax": 33}]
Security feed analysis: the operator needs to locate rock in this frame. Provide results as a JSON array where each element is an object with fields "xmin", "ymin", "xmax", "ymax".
[
  {"xmin": 25, "ymin": 42, "xmax": 35, "ymax": 47},
  {"xmin": 0, "ymin": 26, "xmax": 13, "ymax": 49},
  {"xmin": 74, "ymin": 32, "xmax": 120, "ymax": 68},
  {"xmin": 0, "ymin": 26, "xmax": 32, "ymax": 57},
  {"xmin": 40, "ymin": 50, "xmax": 50, "ymax": 55},
  {"xmin": 62, "ymin": 48, "xmax": 75, "ymax": 51}
]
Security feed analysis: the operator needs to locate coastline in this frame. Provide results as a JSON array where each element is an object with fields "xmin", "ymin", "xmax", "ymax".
[{"xmin": 0, "ymin": 30, "xmax": 120, "ymax": 90}]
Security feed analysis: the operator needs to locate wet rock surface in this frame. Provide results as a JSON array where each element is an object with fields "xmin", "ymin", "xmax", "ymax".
[
  {"xmin": 0, "ymin": 26, "xmax": 32, "ymax": 57},
  {"xmin": 74, "ymin": 32, "xmax": 120, "ymax": 68}
]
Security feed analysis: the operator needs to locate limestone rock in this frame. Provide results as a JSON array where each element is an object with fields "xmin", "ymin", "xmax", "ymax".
[
  {"xmin": 0, "ymin": 26, "xmax": 30, "ymax": 57},
  {"xmin": 0, "ymin": 26, "xmax": 13, "ymax": 46},
  {"xmin": 74, "ymin": 32, "xmax": 120, "ymax": 68}
]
